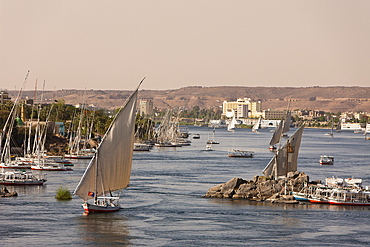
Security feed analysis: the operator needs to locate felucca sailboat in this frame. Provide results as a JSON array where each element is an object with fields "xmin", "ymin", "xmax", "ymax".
[
  {"xmin": 263, "ymin": 125, "xmax": 304, "ymax": 179},
  {"xmin": 269, "ymin": 119, "xmax": 284, "ymax": 151},
  {"xmin": 74, "ymin": 80, "xmax": 143, "ymax": 213}
]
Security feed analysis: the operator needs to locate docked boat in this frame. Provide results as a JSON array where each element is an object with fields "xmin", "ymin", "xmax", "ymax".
[
  {"xmin": 43, "ymin": 156, "xmax": 74, "ymax": 166},
  {"xmin": 74, "ymin": 80, "xmax": 142, "ymax": 214},
  {"xmin": 0, "ymin": 171, "xmax": 46, "ymax": 186},
  {"xmin": 228, "ymin": 149, "xmax": 254, "ymax": 158},
  {"xmin": 293, "ymin": 177, "xmax": 370, "ymax": 205},
  {"xmin": 133, "ymin": 143, "xmax": 151, "ymax": 151},
  {"xmin": 31, "ymin": 163, "xmax": 73, "ymax": 171},
  {"xmin": 0, "ymin": 161, "xmax": 32, "ymax": 169},
  {"xmin": 319, "ymin": 155, "xmax": 334, "ymax": 165},
  {"xmin": 327, "ymin": 188, "xmax": 370, "ymax": 206},
  {"xmin": 154, "ymin": 142, "xmax": 180, "ymax": 147},
  {"xmin": 64, "ymin": 153, "xmax": 94, "ymax": 159}
]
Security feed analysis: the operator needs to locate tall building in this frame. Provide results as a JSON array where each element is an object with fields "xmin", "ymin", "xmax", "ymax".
[
  {"xmin": 222, "ymin": 98, "xmax": 262, "ymax": 118},
  {"xmin": 262, "ymin": 110, "xmax": 286, "ymax": 119},
  {"xmin": 139, "ymin": 99, "xmax": 153, "ymax": 116}
]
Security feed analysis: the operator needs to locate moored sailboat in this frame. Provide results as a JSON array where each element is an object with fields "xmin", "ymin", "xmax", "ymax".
[
  {"xmin": 206, "ymin": 127, "xmax": 219, "ymax": 144},
  {"xmin": 74, "ymin": 80, "xmax": 143, "ymax": 213},
  {"xmin": 269, "ymin": 120, "xmax": 283, "ymax": 151},
  {"xmin": 263, "ymin": 125, "xmax": 305, "ymax": 179},
  {"xmin": 281, "ymin": 111, "xmax": 291, "ymax": 137}
]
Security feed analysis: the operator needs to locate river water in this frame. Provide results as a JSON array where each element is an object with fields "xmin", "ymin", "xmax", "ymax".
[{"xmin": 1, "ymin": 126, "xmax": 370, "ymax": 246}]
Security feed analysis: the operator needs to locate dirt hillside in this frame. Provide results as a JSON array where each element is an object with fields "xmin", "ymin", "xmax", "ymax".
[{"xmin": 9, "ymin": 86, "xmax": 370, "ymax": 113}]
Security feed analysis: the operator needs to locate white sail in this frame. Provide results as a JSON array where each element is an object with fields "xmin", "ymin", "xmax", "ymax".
[
  {"xmin": 227, "ymin": 115, "xmax": 236, "ymax": 131},
  {"xmin": 269, "ymin": 120, "xmax": 284, "ymax": 146},
  {"xmin": 252, "ymin": 117, "xmax": 262, "ymax": 132},
  {"xmin": 336, "ymin": 120, "xmax": 342, "ymax": 132},
  {"xmin": 74, "ymin": 87, "xmax": 139, "ymax": 201},
  {"xmin": 365, "ymin": 123, "xmax": 370, "ymax": 134},
  {"xmin": 282, "ymin": 111, "xmax": 291, "ymax": 134},
  {"xmin": 263, "ymin": 125, "xmax": 304, "ymax": 178}
]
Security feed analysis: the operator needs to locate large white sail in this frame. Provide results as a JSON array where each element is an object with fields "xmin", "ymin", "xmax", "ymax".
[
  {"xmin": 269, "ymin": 120, "xmax": 284, "ymax": 146},
  {"xmin": 74, "ymin": 87, "xmax": 139, "ymax": 201},
  {"xmin": 263, "ymin": 125, "xmax": 304, "ymax": 178},
  {"xmin": 282, "ymin": 111, "xmax": 291, "ymax": 134}
]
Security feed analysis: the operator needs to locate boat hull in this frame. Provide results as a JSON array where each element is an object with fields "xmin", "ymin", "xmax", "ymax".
[
  {"xmin": 31, "ymin": 166, "xmax": 73, "ymax": 171},
  {"xmin": 228, "ymin": 155, "xmax": 254, "ymax": 158},
  {"xmin": 0, "ymin": 180, "xmax": 45, "ymax": 186},
  {"xmin": 308, "ymin": 198, "xmax": 329, "ymax": 204},
  {"xmin": 328, "ymin": 200, "xmax": 370, "ymax": 206},
  {"xmin": 83, "ymin": 202, "xmax": 121, "ymax": 213},
  {"xmin": 64, "ymin": 155, "xmax": 93, "ymax": 159}
]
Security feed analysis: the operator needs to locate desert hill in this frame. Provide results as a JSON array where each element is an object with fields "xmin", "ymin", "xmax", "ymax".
[{"xmin": 9, "ymin": 86, "xmax": 370, "ymax": 113}]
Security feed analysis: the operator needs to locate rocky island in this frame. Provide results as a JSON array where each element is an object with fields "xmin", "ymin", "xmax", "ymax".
[{"xmin": 204, "ymin": 171, "xmax": 309, "ymax": 204}]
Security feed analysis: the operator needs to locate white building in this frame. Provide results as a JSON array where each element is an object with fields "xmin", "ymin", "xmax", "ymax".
[
  {"xmin": 222, "ymin": 98, "xmax": 262, "ymax": 118},
  {"xmin": 139, "ymin": 99, "xmax": 153, "ymax": 116}
]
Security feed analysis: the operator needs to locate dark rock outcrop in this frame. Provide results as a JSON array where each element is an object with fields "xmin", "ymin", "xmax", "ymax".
[{"xmin": 204, "ymin": 172, "xmax": 309, "ymax": 204}]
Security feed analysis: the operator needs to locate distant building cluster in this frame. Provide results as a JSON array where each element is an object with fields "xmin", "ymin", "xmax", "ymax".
[
  {"xmin": 222, "ymin": 98, "xmax": 288, "ymax": 120},
  {"xmin": 0, "ymin": 90, "xmax": 11, "ymax": 104}
]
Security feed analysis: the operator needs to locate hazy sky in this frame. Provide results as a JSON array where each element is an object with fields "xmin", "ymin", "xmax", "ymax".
[{"xmin": 1, "ymin": 0, "xmax": 370, "ymax": 91}]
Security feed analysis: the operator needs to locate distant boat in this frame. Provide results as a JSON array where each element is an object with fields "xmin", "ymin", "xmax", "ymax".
[
  {"xmin": 319, "ymin": 155, "xmax": 334, "ymax": 165},
  {"xmin": 192, "ymin": 134, "xmax": 200, "ymax": 139},
  {"xmin": 324, "ymin": 118, "xmax": 334, "ymax": 137},
  {"xmin": 74, "ymin": 80, "xmax": 143, "ymax": 214},
  {"xmin": 336, "ymin": 120, "xmax": 342, "ymax": 132},
  {"xmin": 205, "ymin": 144, "xmax": 213, "ymax": 151},
  {"xmin": 133, "ymin": 143, "xmax": 151, "ymax": 151},
  {"xmin": 227, "ymin": 115, "xmax": 236, "ymax": 131},
  {"xmin": 228, "ymin": 149, "xmax": 254, "ymax": 158},
  {"xmin": 207, "ymin": 127, "xmax": 219, "ymax": 144},
  {"xmin": 252, "ymin": 117, "xmax": 262, "ymax": 133},
  {"xmin": 364, "ymin": 122, "xmax": 370, "ymax": 140}
]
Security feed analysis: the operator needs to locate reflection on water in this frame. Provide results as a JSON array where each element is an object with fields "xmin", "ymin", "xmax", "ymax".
[
  {"xmin": 4, "ymin": 185, "xmax": 47, "ymax": 195},
  {"xmin": 77, "ymin": 213, "xmax": 131, "ymax": 245}
]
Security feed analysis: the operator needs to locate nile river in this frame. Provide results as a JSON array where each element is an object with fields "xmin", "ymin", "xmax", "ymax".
[{"xmin": 1, "ymin": 126, "xmax": 370, "ymax": 246}]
